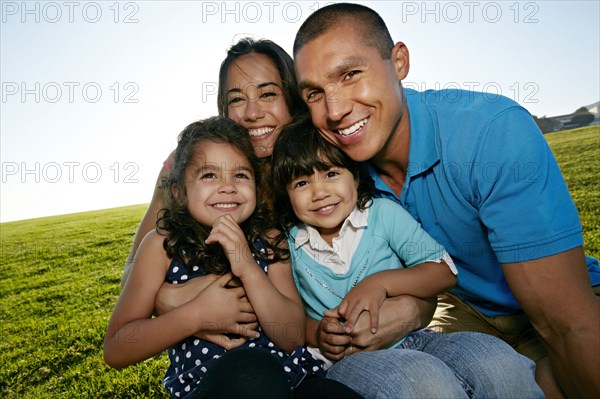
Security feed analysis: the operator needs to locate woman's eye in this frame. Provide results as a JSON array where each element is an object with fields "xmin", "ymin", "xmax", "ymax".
[
  {"xmin": 260, "ymin": 91, "xmax": 276, "ymax": 99},
  {"xmin": 228, "ymin": 97, "xmax": 244, "ymax": 105}
]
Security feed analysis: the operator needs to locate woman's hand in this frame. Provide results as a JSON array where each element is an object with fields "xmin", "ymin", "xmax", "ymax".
[{"xmin": 188, "ymin": 273, "xmax": 260, "ymax": 342}]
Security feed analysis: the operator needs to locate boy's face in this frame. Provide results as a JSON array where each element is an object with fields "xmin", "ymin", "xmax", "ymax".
[
  {"xmin": 295, "ymin": 24, "xmax": 407, "ymax": 163},
  {"xmin": 182, "ymin": 141, "xmax": 256, "ymax": 227},
  {"xmin": 286, "ymin": 166, "xmax": 358, "ymax": 244}
]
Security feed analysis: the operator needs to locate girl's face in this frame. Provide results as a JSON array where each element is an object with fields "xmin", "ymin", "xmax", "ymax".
[
  {"xmin": 182, "ymin": 141, "xmax": 256, "ymax": 227},
  {"xmin": 225, "ymin": 53, "xmax": 293, "ymax": 158},
  {"xmin": 286, "ymin": 165, "xmax": 358, "ymax": 245}
]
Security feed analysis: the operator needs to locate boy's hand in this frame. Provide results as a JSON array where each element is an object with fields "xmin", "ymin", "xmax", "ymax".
[{"xmin": 335, "ymin": 279, "xmax": 387, "ymax": 334}]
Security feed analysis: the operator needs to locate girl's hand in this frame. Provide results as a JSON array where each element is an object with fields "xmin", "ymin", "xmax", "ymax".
[
  {"xmin": 205, "ymin": 215, "xmax": 255, "ymax": 279},
  {"xmin": 334, "ymin": 279, "xmax": 387, "ymax": 334}
]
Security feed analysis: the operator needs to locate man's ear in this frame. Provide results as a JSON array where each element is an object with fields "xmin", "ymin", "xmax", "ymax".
[{"xmin": 392, "ymin": 42, "xmax": 410, "ymax": 81}]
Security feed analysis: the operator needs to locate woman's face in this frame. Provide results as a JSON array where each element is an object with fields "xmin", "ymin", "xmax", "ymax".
[{"xmin": 225, "ymin": 53, "xmax": 293, "ymax": 158}]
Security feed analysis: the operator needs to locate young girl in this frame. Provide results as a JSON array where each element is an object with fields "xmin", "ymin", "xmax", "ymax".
[
  {"xmin": 271, "ymin": 117, "xmax": 543, "ymax": 398},
  {"xmin": 104, "ymin": 117, "xmax": 362, "ymax": 399}
]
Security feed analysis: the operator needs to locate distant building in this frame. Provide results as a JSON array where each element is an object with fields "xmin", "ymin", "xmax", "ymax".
[{"xmin": 545, "ymin": 101, "xmax": 600, "ymax": 131}]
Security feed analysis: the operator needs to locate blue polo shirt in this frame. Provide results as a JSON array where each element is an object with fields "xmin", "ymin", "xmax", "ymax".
[{"xmin": 364, "ymin": 88, "xmax": 600, "ymax": 317}]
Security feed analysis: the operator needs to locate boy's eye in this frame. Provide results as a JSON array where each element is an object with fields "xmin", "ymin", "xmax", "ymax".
[
  {"xmin": 326, "ymin": 170, "xmax": 340, "ymax": 178},
  {"xmin": 292, "ymin": 180, "xmax": 308, "ymax": 189}
]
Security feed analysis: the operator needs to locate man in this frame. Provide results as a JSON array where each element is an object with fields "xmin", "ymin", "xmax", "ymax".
[{"xmin": 293, "ymin": 3, "xmax": 600, "ymax": 398}]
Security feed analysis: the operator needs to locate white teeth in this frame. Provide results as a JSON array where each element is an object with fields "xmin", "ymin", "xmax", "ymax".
[
  {"xmin": 213, "ymin": 203, "xmax": 238, "ymax": 209},
  {"xmin": 338, "ymin": 118, "xmax": 368, "ymax": 136},
  {"xmin": 248, "ymin": 127, "xmax": 274, "ymax": 137},
  {"xmin": 318, "ymin": 204, "xmax": 335, "ymax": 212}
]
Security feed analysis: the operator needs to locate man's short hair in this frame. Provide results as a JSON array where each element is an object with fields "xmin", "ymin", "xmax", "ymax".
[{"xmin": 293, "ymin": 3, "xmax": 394, "ymax": 59}]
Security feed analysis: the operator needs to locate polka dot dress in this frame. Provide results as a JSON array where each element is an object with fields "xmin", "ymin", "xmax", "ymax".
[{"xmin": 162, "ymin": 242, "xmax": 326, "ymax": 398}]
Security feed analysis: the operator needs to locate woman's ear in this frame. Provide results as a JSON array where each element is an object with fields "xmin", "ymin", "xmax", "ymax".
[{"xmin": 171, "ymin": 184, "xmax": 180, "ymax": 200}]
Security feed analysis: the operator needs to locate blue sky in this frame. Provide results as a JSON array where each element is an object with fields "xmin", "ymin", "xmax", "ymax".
[{"xmin": 1, "ymin": 0, "xmax": 599, "ymax": 223}]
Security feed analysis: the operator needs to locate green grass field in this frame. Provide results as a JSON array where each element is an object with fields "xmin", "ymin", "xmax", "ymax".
[{"xmin": 1, "ymin": 126, "xmax": 598, "ymax": 398}]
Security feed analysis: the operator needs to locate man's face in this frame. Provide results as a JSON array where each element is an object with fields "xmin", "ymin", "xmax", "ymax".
[{"xmin": 295, "ymin": 24, "xmax": 407, "ymax": 162}]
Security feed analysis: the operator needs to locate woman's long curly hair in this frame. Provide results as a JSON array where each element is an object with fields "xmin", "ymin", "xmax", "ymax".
[
  {"xmin": 157, "ymin": 117, "xmax": 284, "ymax": 274},
  {"xmin": 271, "ymin": 116, "xmax": 374, "ymax": 249}
]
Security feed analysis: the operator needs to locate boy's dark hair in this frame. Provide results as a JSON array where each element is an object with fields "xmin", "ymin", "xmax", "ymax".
[
  {"xmin": 157, "ymin": 116, "xmax": 284, "ymax": 274},
  {"xmin": 217, "ymin": 37, "xmax": 307, "ymax": 118},
  {"xmin": 271, "ymin": 115, "xmax": 374, "ymax": 238},
  {"xmin": 293, "ymin": 3, "xmax": 394, "ymax": 59}
]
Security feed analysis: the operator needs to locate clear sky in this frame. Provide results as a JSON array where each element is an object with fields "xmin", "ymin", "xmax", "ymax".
[{"xmin": 1, "ymin": 0, "xmax": 599, "ymax": 223}]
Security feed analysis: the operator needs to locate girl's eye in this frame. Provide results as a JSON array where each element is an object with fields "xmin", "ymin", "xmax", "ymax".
[
  {"xmin": 235, "ymin": 173, "xmax": 250, "ymax": 180},
  {"xmin": 200, "ymin": 172, "xmax": 217, "ymax": 180}
]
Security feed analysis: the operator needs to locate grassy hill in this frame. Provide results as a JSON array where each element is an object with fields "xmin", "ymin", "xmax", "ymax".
[{"xmin": 1, "ymin": 126, "xmax": 598, "ymax": 398}]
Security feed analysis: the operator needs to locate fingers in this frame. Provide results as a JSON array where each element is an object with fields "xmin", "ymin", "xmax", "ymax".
[
  {"xmin": 323, "ymin": 307, "xmax": 341, "ymax": 319},
  {"xmin": 369, "ymin": 306, "xmax": 380, "ymax": 334},
  {"xmin": 320, "ymin": 316, "xmax": 346, "ymax": 334},
  {"xmin": 205, "ymin": 215, "xmax": 242, "ymax": 245},
  {"xmin": 231, "ymin": 323, "xmax": 260, "ymax": 339},
  {"xmin": 317, "ymin": 317, "xmax": 352, "ymax": 361},
  {"xmin": 213, "ymin": 272, "xmax": 235, "ymax": 287}
]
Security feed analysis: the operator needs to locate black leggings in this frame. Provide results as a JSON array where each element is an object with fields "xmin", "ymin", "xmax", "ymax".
[{"xmin": 195, "ymin": 348, "xmax": 363, "ymax": 399}]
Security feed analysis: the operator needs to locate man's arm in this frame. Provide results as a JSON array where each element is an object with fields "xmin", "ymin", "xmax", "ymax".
[
  {"xmin": 350, "ymin": 295, "xmax": 437, "ymax": 350},
  {"xmin": 502, "ymin": 247, "xmax": 600, "ymax": 398},
  {"xmin": 309, "ymin": 295, "xmax": 437, "ymax": 360}
]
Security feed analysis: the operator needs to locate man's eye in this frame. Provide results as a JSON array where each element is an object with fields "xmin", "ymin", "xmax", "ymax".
[
  {"xmin": 306, "ymin": 91, "xmax": 323, "ymax": 103},
  {"xmin": 344, "ymin": 70, "xmax": 360, "ymax": 80}
]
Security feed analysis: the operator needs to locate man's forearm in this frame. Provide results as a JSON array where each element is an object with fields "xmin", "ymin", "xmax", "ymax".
[{"xmin": 351, "ymin": 295, "xmax": 436, "ymax": 350}]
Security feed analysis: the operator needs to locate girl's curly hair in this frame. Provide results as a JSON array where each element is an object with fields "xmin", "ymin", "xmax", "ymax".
[
  {"xmin": 271, "ymin": 115, "xmax": 374, "ymax": 249},
  {"xmin": 157, "ymin": 117, "xmax": 284, "ymax": 274}
]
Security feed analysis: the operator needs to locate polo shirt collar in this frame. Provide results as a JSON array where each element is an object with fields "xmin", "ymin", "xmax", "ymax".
[
  {"xmin": 404, "ymin": 88, "xmax": 440, "ymax": 177},
  {"xmin": 293, "ymin": 206, "xmax": 368, "ymax": 249},
  {"xmin": 361, "ymin": 88, "xmax": 439, "ymax": 198}
]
